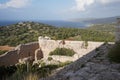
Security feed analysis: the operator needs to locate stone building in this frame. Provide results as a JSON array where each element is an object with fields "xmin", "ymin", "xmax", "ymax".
[{"xmin": 116, "ymin": 18, "xmax": 120, "ymax": 43}]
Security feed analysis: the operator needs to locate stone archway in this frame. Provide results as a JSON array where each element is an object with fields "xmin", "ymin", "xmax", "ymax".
[{"xmin": 34, "ymin": 48, "xmax": 43, "ymax": 62}]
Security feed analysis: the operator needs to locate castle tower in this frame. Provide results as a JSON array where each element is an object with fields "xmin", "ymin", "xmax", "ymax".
[{"xmin": 116, "ymin": 18, "xmax": 120, "ymax": 43}]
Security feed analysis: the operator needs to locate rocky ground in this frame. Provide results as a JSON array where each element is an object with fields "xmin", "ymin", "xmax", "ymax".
[{"xmin": 40, "ymin": 43, "xmax": 120, "ymax": 80}]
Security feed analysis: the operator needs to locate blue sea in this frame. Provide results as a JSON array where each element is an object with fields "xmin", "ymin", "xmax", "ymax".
[{"xmin": 0, "ymin": 20, "xmax": 89, "ymax": 28}]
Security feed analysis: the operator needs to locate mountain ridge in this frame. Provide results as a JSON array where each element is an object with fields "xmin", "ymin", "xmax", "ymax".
[{"xmin": 69, "ymin": 16, "xmax": 120, "ymax": 24}]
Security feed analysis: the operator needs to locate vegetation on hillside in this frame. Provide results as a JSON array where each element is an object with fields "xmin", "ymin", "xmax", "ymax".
[
  {"xmin": 0, "ymin": 50, "xmax": 8, "ymax": 55},
  {"xmin": 87, "ymin": 23, "xmax": 115, "ymax": 32},
  {"xmin": 0, "ymin": 22, "xmax": 115, "ymax": 46}
]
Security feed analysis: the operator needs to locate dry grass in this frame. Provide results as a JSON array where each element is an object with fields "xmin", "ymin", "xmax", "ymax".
[
  {"xmin": 24, "ymin": 73, "xmax": 39, "ymax": 80},
  {"xmin": 0, "ymin": 45, "xmax": 15, "ymax": 50}
]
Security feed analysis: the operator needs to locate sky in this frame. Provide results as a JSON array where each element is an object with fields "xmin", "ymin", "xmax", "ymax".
[{"xmin": 0, "ymin": 0, "xmax": 120, "ymax": 21}]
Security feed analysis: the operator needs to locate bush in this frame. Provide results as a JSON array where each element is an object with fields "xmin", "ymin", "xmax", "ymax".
[
  {"xmin": 2, "ymin": 61, "xmax": 72, "ymax": 80},
  {"xmin": 49, "ymin": 48, "xmax": 75, "ymax": 56},
  {"xmin": 59, "ymin": 61, "xmax": 72, "ymax": 67},
  {"xmin": 47, "ymin": 57, "xmax": 53, "ymax": 61},
  {"xmin": 108, "ymin": 44, "xmax": 120, "ymax": 63},
  {"xmin": 24, "ymin": 73, "xmax": 39, "ymax": 80},
  {"xmin": 40, "ymin": 62, "xmax": 46, "ymax": 67},
  {"xmin": 84, "ymin": 40, "xmax": 88, "ymax": 49},
  {"xmin": 0, "ymin": 65, "xmax": 17, "ymax": 80},
  {"xmin": 0, "ymin": 50, "xmax": 8, "ymax": 55}
]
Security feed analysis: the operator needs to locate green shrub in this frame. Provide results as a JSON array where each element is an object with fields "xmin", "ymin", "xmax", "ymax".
[
  {"xmin": 59, "ymin": 61, "xmax": 72, "ymax": 67},
  {"xmin": 0, "ymin": 50, "xmax": 8, "ymax": 55},
  {"xmin": 40, "ymin": 62, "xmax": 46, "ymax": 67},
  {"xmin": 108, "ymin": 44, "xmax": 120, "ymax": 63},
  {"xmin": 24, "ymin": 73, "xmax": 39, "ymax": 80},
  {"xmin": 0, "ymin": 65, "xmax": 17, "ymax": 80},
  {"xmin": 3, "ymin": 61, "xmax": 72, "ymax": 80},
  {"xmin": 84, "ymin": 40, "xmax": 88, "ymax": 49},
  {"xmin": 47, "ymin": 57, "xmax": 53, "ymax": 61},
  {"xmin": 49, "ymin": 48, "xmax": 75, "ymax": 56}
]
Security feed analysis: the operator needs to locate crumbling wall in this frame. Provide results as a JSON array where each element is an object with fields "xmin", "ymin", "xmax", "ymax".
[
  {"xmin": 0, "ymin": 50, "xmax": 18, "ymax": 66},
  {"xmin": 0, "ymin": 42, "xmax": 43, "ymax": 66},
  {"xmin": 39, "ymin": 40, "xmax": 104, "ymax": 62},
  {"xmin": 15, "ymin": 42, "xmax": 39, "ymax": 60},
  {"xmin": 0, "ymin": 40, "xmax": 104, "ymax": 66}
]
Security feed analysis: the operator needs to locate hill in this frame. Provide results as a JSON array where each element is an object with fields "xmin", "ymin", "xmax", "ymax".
[
  {"xmin": 70, "ymin": 16, "xmax": 119, "ymax": 24},
  {"xmin": 0, "ymin": 22, "xmax": 115, "ymax": 46},
  {"xmin": 87, "ymin": 23, "xmax": 116, "ymax": 32}
]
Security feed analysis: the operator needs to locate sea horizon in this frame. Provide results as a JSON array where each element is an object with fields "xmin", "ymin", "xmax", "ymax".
[{"xmin": 0, "ymin": 20, "xmax": 89, "ymax": 28}]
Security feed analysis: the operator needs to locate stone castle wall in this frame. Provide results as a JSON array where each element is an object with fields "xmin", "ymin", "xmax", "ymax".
[
  {"xmin": 0, "ymin": 42, "xmax": 43, "ymax": 66},
  {"xmin": 39, "ymin": 39, "xmax": 104, "ymax": 62},
  {"xmin": 15, "ymin": 42, "xmax": 39, "ymax": 60},
  {"xmin": 0, "ymin": 50, "xmax": 18, "ymax": 66},
  {"xmin": 0, "ymin": 39, "xmax": 104, "ymax": 66}
]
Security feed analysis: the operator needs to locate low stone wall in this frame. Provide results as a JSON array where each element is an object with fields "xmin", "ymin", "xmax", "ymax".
[
  {"xmin": 0, "ymin": 42, "xmax": 43, "ymax": 66},
  {"xmin": 51, "ymin": 55, "xmax": 74, "ymax": 62}
]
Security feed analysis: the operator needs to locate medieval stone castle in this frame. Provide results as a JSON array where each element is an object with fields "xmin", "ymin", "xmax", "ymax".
[
  {"xmin": 0, "ymin": 19, "xmax": 120, "ymax": 66},
  {"xmin": 0, "ymin": 36, "xmax": 104, "ymax": 66}
]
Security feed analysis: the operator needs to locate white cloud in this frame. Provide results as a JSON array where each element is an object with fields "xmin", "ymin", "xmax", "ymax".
[
  {"xmin": 72, "ymin": 0, "xmax": 120, "ymax": 12},
  {"xmin": 0, "ymin": 0, "xmax": 30, "ymax": 9},
  {"xmin": 71, "ymin": 0, "xmax": 95, "ymax": 11},
  {"xmin": 100, "ymin": 0, "xmax": 120, "ymax": 4}
]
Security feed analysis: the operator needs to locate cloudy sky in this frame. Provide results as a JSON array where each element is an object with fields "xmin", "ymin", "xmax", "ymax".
[{"xmin": 0, "ymin": 0, "xmax": 120, "ymax": 21}]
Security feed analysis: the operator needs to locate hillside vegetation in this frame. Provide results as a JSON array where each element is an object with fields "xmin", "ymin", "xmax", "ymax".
[
  {"xmin": 0, "ymin": 22, "xmax": 115, "ymax": 46},
  {"xmin": 87, "ymin": 23, "xmax": 115, "ymax": 32}
]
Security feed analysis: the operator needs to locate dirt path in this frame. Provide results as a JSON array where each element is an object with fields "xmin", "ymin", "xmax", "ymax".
[{"xmin": 0, "ymin": 45, "xmax": 15, "ymax": 51}]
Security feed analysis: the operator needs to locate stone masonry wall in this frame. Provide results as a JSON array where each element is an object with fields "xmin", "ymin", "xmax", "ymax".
[
  {"xmin": 0, "ymin": 42, "xmax": 43, "ymax": 66},
  {"xmin": 0, "ymin": 50, "xmax": 18, "ymax": 66},
  {"xmin": 39, "ymin": 40, "xmax": 104, "ymax": 62},
  {"xmin": 15, "ymin": 42, "xmax": 39, "ymax": 60},
  {"xmin": 0, "ymin": 40, "xmax": 104, "ymax": 66}
]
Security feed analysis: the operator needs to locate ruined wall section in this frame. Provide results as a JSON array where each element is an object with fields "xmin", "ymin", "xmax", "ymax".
[
  {"xmin": 15, "ymin": 42, "xmax": 39, "ymax": 60},
  {"xmin": 0, "ymin": 42, "xmax": 43, "ymax": 66},
  {"xmin": 39, "ymin": 40, "xmax": 104, "ymax": 62},
  {"xmin": 0, "ymin": 50, "xmax": 18, "ymax": 66}
]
